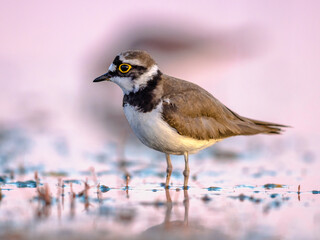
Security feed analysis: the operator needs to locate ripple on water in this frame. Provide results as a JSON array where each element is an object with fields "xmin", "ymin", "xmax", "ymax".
[
  {"xmin": 229, "ymin": 194, "xmax": 262, "ymax": 203},
  {"xmin": 100, "ymin": 185, "xmax": 111, "ymax": 192},
  {"xmin": 9, "ymin": 180, "xmax": 38, "ymax": 188},
  {"xmin": 235, "ymin": 184, "xmax": 255, "ymax": 189},
  {"xmin": 0, "ymin": 176, "xmax": 7, "ymax": 183},
  {"xmin": 270, "ymin": 193, "xmax": 279, "ymax": 198},
  {"xmin": 263, "ymin": 183, "xmax": 285, "ymax": 189},
  {"xmin": 63, "ymin": 180, "xmax": 82, "ymax": 185},
  {"xmin": 208, "ymin": 186, "xmax": 222, "ymax": 191}
]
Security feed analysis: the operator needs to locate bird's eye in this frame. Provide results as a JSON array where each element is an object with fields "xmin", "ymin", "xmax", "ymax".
[{"xmin": 118, "ymin": 64, "xmax": 132, "ymax": 73}]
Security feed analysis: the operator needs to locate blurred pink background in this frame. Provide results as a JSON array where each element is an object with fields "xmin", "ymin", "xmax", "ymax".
[
  {"xmin": 1, "ymin": 2, "xmax": 320, "ymax": 239},
  {"xmin": 0, "ymin": 0, "xmax": 319, "ymax": 143}
]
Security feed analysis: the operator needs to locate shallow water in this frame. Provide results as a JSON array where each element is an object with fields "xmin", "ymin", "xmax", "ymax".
[{"xmin": 0, "ymin": 127, "xmax": 319, "ymax": 240}]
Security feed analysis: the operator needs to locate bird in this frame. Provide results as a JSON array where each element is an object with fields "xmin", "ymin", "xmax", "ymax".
[{"xmin": 93, "ymin": 50, "xmax": 287, "ymax": 189}]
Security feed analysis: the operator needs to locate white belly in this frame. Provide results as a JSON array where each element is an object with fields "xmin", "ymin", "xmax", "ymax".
[{"xmin": 123, "ymin": 102, "xmax": 217, "ymax": 155}]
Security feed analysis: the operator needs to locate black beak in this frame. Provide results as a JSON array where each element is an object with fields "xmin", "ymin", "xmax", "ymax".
[{"xmin": 93, "ymin": 72, "xmax": 111, "ymax": 82}]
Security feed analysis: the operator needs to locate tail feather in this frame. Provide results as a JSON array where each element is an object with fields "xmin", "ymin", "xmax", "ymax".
[
  {"xmin": 242, "ymin": 118, "xmax": 290, "ymax": 135},
  {"xmin": 224, "ymin": 106, "xmax": 289, "ymax": 136}
]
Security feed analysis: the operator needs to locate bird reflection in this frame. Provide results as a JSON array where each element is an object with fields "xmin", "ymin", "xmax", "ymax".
[
  {"xmin": 164, "ymin": 189, "xmax": 189, "ymax": 229},
  {"xmin": 142, "ymin": 189, "xmax": 190, "ymax": 236}
]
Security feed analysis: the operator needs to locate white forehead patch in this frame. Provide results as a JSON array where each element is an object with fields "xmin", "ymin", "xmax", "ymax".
[{"xmin": 108, "ymin": 63, "xmax": 116, "ymax": 72}]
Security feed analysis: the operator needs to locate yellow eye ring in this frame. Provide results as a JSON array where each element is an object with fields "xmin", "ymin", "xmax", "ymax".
[{"xmin": 118, "ymin": 63, "xmax": 132, "ymax": 73}]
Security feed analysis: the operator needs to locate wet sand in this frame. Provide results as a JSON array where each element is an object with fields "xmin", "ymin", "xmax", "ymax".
[{"xmin": 0, "ymin": 128, "xmax": 319, "ymax": 240}]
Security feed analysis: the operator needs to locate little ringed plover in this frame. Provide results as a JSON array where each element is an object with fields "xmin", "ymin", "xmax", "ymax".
[{"xmin": 93, "ymin": 50, "xmax": 288, "ymax": 189}]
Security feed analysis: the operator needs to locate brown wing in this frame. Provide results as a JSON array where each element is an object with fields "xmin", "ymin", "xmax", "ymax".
[{"xmin": 161, "ymin": 75, "xmax": 288, "ymax": 140}]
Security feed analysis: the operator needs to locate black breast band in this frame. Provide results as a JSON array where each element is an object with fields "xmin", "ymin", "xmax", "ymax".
[{"xmin": 123, "ymin": 71, "xmax": 162, "ymax": 113}]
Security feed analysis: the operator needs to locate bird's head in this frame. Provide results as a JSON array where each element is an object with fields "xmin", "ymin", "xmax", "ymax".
[{"xmin": 93, "ymin": 50, "xmax": 160, "ymax": 94}]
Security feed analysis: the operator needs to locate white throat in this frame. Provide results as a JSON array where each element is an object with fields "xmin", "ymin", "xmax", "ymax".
[{"xmin": 110, "ymin": 76, "xmax": 133, "ymax": 95}]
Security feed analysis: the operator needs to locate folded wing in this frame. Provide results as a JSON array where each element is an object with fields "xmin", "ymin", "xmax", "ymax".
[{"xmin": 161, "ymin": 76, "xmax": 288, "ymax": 140}]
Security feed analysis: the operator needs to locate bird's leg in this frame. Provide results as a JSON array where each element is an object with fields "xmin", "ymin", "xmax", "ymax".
[
  {"xmin": 165, "ymin": 154, "xmax": 172, "ymax": 189},
  {"xmin": 183, "ymin": 152, "xmax": 190, "ymax": 190}
]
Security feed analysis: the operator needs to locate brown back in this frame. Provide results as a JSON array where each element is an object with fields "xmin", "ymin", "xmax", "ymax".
[{"xmin": 161, "ymin": 75, "xmax": 287, "ymax": 140}]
